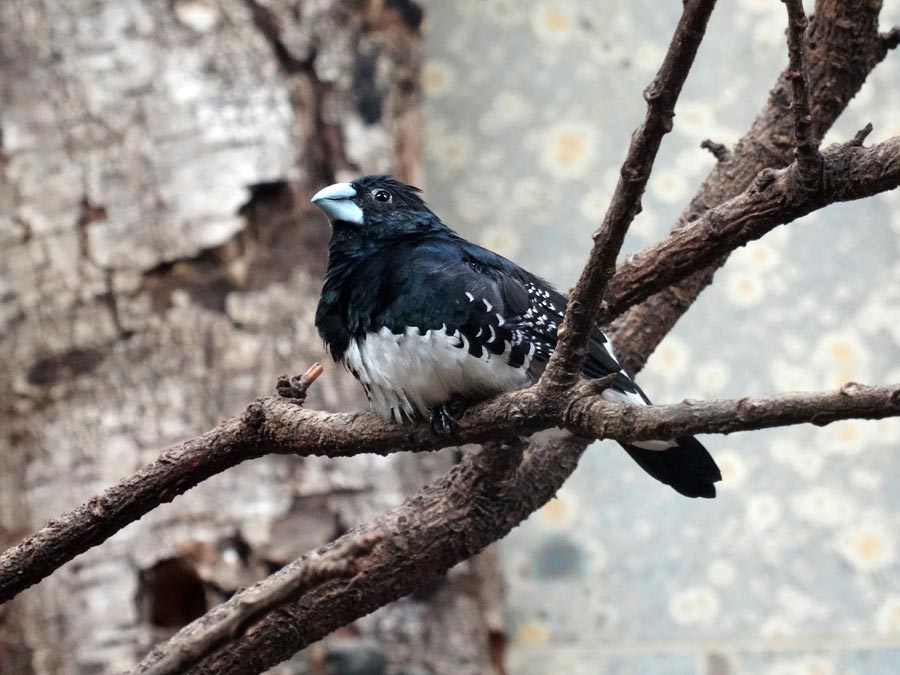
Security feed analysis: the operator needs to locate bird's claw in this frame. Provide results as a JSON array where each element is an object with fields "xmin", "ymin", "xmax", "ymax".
[{"xmin": 429, "ymin": 397, "xmax": 469, "ymax": 437}]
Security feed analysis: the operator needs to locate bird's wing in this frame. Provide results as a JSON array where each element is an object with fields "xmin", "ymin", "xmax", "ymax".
[
  {"xmin": 373, "ymin": 237, "xmax": 640, "ymax": 391},
  {"xmin": 457, "ymin": 241, "xmax": 643, "ymax": 388}
]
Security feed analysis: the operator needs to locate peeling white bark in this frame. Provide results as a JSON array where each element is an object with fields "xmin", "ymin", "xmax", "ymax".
[{"xmin": 0, "ymin": 1, "xmax": 497, "ymax": 673}]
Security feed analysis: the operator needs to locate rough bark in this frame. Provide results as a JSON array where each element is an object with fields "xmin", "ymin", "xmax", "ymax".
[{"xmin": 0, "ymin": 1, "xmax": 498, "ymax": 674}]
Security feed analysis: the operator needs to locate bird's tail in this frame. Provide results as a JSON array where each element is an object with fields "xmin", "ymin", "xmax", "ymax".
[
  {"xmin": 620, "ymin": 436, "xmax": 721, "ymax": 499},
  {"xmin": 583, "ymin": 330, "xmax": 721, "ymax": 497}
]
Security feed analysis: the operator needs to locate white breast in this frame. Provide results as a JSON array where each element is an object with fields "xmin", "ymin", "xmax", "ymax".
[{"xmin": 343, "ymin": 326, "xmax": 533, "ymax": 423}]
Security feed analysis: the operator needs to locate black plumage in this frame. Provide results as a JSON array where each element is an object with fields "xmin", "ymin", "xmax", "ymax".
[{"xmin": 311, "ymin": 175, "xmax": 721, "ymax": 498}]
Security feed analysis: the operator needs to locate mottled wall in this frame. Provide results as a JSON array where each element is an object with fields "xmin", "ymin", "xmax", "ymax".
[{"xmin": 420, "ymin": 1, "xmax": 900, "ymax": 674}]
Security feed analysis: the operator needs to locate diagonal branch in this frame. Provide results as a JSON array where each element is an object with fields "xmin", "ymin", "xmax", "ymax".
[
  {"xmin": 602, "ymin": 134, "xmax": 900, "ymax": 320},
  {"xmin": 541, "ymin": 0, "xmax": 718, "ymax": 383},
  {"xmin": 142, "ymin": 532, "xmax": 383, "ymax": 675},
  {"xmin": 156, "ymin": 382, "xmax": 900, "ymax": 674}
]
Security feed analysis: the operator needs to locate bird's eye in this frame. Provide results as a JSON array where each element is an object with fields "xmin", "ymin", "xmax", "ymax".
[{"xmin": 372, "ymin": 189, "xmax": 392, "ymax": 203}]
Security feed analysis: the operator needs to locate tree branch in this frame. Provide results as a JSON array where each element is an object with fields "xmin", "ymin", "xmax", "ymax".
[
  {"xmin": 782, "ymin": 0, "xmax": 821, "ymax": 181},
  {"xmin": 141, "ymin": 531, "xmax": 383, "ymax": 675},
  {"xmin": 602, "ymin": 134, "xmax": 900, "ymax": 320},
  {"xmin": 564, "ymin": 382, "xmax": 900, "ymax": 441},
  {"xmin": 541, "ymin": 0, "xmax": 718, "ymax": 383},
  {"xmin": 142, "ymin": 383, "xmax": 900, "ymax": 674},
  {"xmin": 608, "ymin": 0, "xmax": 893, "ymax": 374},
  {"xmin": 0, "ymin": 385, "xmax": 537, "ymax": 604}
]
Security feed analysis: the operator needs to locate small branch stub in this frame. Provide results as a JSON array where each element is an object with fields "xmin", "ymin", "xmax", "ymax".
[
  {"xmin": 701, "ymin": 139, "xmax": 732, "ymax": 163},
  {"xmin": 276, "ymin": 363, "xmax": 324, "ymax": 404},
  {"xmin": 849, "ymin": 123, "xmax": 874, "ymax": 147}
]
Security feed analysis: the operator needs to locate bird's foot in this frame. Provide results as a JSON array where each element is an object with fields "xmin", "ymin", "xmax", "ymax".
[{"xmin": 429, "ymin": 396, "xmax": 469, "ymax": 436}]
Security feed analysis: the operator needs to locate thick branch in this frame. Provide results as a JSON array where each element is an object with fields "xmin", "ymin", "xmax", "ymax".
[
  {"xmin": 142, "ymin": 532, "xmax": 382, "ymax": 675},
  {"xmin": 608, "ymin": 0, "xmax": 893, "ymax": 373},
  {"xmin": 542, "ymin": 0, "xmax": 717, "ymax": 382},
  {"xmin": 166, "ymin": 383, "xmax": 900, "ymax": 674},
  {"xmin": 135, "ymin": 435, "xmax": 539, "ymax": 675}
]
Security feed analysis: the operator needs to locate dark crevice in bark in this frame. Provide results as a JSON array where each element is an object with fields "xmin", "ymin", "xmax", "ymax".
[
  {"xmin": 26, "ymin": 346, "xmax": 109, "ymax": 387},
  {"xmin": 384, "ymin": 0, "xmax": 424, "ymax": 31},
  {"xmin": 139, "ymin": 181, "xmax": 329, "ymax": 314},
  {"xmin": 242, "ymin": 0, "xmax": 316, "ymax": 75},
  {"xmin": 139, "ymin": 557, "xmax": 209, "ymax": 629},
  {"xmin": 353, "ymin": 47, "xmax": 384, "ymax": 125},
  {"xmin": 75, "ymin": 197, "xmax": 107, "ymax": 263},
  {"xmin": 242, "ymin": 0, "xmax": 345, "ymax": 184}
]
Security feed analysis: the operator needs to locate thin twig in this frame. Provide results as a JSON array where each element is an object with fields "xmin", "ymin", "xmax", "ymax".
[
  {"xmin": 879, "ymin": 26, "xmax": 900, "ymax": 57},
  {"xmin": 140, "ymin": 532, "xmax": 382, "ymax": 675},
  {"xmin": 275, "ymin": 362, "xmax": 324, "ymax": 402},
  {"xmin": 849, "ymin": 122, "xmax": 874, "ymax": 147},
  {"xmin": 782, "ymin": 0, "xmax": 822, "ymax": 182},
  {"xmin": 541, "ymin": 0, "xmax": 718, "ymax": 384}
]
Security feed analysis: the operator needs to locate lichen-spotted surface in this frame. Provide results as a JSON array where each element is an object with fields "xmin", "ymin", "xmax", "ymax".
[{"xmin": 421, "ymin": 0, "xmax": 900, "ymax": 672}]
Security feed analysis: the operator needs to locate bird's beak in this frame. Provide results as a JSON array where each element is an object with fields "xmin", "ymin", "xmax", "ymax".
[{"xmin": 311, "ymin": 182, "xmax": 364, "ymax": 225}]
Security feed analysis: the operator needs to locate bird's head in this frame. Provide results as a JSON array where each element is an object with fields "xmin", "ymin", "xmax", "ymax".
[{"xmin": 310, "ymin": 175, "xmax": 447, "ymax": 241}]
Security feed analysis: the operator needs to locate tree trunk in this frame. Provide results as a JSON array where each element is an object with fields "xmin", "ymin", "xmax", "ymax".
[{"xmin": 0, "ymin": 1, "xmax": 499, "ymax": 673}]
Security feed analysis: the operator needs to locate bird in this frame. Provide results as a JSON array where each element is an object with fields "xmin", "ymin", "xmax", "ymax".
[{"xmin": 310, "ymin": 175, "xmax": 722, "ymax": 498}]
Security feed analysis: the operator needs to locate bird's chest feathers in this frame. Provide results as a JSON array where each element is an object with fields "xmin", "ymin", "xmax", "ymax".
[{"xmin": 342, "ymin": 326, "xmax": 532, "ymax": 423}]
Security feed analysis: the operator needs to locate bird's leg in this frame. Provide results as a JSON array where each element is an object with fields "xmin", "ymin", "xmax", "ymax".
[{"xmin": 429, "ymin": 396, "xmax": 470, "ymax": 436}]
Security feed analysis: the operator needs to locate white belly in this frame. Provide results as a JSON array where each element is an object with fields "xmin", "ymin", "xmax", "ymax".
[{"xmin": 343, "ymin": 326, "xmax": 532, "ymax": 423}]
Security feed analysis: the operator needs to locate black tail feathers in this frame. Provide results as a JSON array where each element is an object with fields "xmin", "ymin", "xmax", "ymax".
[{"xmin": 621, "ymin": 436, "xmax": 722, "ymax": 499}]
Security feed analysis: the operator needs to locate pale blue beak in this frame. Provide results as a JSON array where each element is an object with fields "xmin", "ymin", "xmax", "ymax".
[{"xmin": 311, "ymin": 182, "xmax": 364, "ymax": 225}]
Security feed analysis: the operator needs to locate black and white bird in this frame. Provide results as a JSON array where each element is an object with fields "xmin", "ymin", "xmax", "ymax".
[{"xmin": 311, "ymin": 175, "xmax": 721, "ymax": 498}]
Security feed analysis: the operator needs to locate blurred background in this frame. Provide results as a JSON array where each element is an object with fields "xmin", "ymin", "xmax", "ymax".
[{"xmin": 1, "ymin": 1, "xmax": 899, "ymax": 674}]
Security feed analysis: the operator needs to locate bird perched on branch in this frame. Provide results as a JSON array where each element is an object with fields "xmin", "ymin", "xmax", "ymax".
[{"xmin": 311, "ymin": 175, "xmax": 721, "ymax": 498}]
